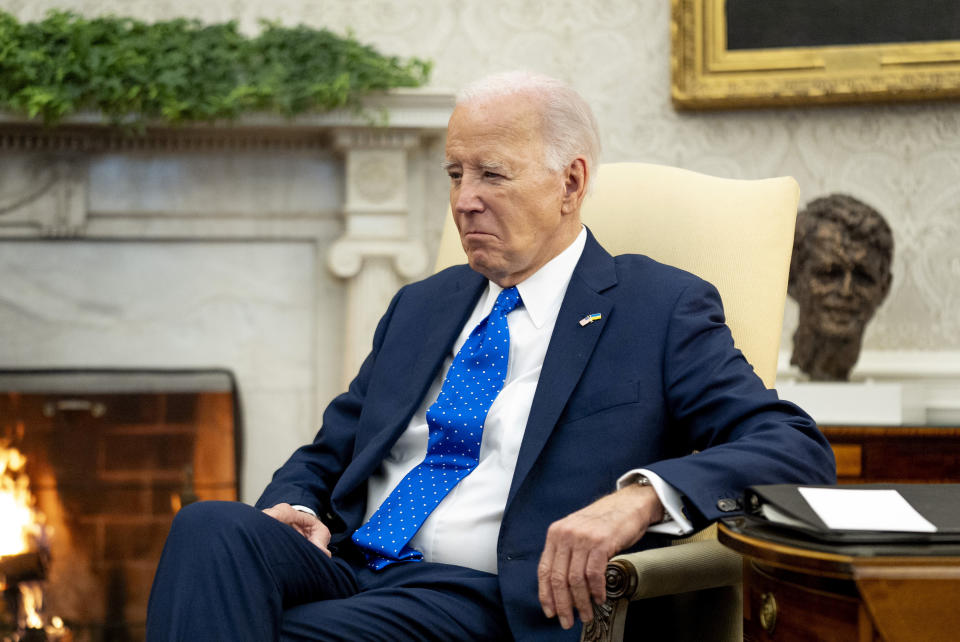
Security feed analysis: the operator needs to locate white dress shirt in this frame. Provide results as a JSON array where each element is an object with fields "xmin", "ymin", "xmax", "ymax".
[
  {"xmin": 309, "ymin": 227, "xmax": 691, "ymax": 573},
  {"xmin": 361, "ymin": 229, "xmax": 588, "ymax": 573}
]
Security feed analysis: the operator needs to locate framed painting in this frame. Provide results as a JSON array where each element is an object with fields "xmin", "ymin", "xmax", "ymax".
[{"xmin": 671, "ymin": 0, "xmax": 960, "ymax": 109}]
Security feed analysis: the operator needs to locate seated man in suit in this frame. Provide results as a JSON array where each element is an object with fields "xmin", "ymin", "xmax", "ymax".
[{"xmin": 146, "ymin": 71, "xmax": 835, "ymax": 641}]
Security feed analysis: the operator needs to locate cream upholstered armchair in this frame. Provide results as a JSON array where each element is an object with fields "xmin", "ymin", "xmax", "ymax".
[{"xmin": 434, "ymin": 162, "xmax": 800, "ymax": 642}]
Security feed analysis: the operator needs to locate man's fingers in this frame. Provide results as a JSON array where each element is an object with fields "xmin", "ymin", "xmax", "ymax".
[
  {"xmin": 566, "ymin": 547, "xmax": 594, "ymax": 624},
  {"xmin": 538, "ymin": 486, "xmax": 666, "ymax": 630},
  {"xmin": 305, "ymin": 524, "xmax": 333, "ymax": 556},
  {"xmin": 293, "ymin": 520, "xmax": 332, "ymax": 556},
  {"xmin": 262, "ymin": 503, "xmax": 292, "ymax": 523},
  {"xmin": 585, "ymin": 548, "xmax": 610, "ymax": 605},
  {"xmin": 263, "ymin": 503, "xmax": 308, "ymax": 528},
  {"xmin": 263, "ymin": 503, "xmax": 332, "ymax": 555},
  {"xmin": 537, "ymin": 542, "xmax": 557, "ymax": 618},
  {"xmin": 546, "ymin": 541, "xmax": 575, "ymax": 629},
  {"xmin": 307, "ymin": 533, "xmax": 332, "ymax": 556}
]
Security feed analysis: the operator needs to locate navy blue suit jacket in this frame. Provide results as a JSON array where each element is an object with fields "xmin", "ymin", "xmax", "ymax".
[{"xmin": 257, "ymin": 229, "xmax": 835, "ymax": 639}]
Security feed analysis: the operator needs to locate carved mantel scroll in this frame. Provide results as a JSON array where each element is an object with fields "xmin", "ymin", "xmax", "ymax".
[
  {"xmin": 0, "ymin": 155, "xmax": 87, "ymax": 238},
  {"xmin": 330, "ymin": 128, "xmax": 432, "ymax": 383}
]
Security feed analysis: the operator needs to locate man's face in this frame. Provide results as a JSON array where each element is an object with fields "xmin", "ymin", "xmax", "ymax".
[
  {"xmin": 444, "ymin": 95, "xmax": 583, "ymax": 287},
  {"xmin": 798, "ymin": 221, "xmax": 890, "ymax": 338}
]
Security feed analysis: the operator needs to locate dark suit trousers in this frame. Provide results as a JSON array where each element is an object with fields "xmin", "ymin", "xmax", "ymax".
[{"xmin": 146, "ymin": 501, "xmax": 510, "ymax": 641}]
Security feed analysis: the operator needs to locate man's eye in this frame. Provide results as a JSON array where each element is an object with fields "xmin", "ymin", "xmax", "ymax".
[
  {"xmin": 447, "ymin": 171, "xmax": 462, "ymax": 181},
  {"xmin": 853, "ymin": 268, "xmax": 876, "ymax": 285},
  {"xmin": 814, "ymin": 266, "xmax": 843, "ymax": 281},
  {"xmin": 483, "ymin": 171, "xmax": 502, "ymax": 180}
]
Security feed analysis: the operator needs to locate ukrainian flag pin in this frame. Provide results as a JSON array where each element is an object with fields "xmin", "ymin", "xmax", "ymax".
[{"xmin": 578, "ymin": 313, "xmax": 602, "ymax": 327}]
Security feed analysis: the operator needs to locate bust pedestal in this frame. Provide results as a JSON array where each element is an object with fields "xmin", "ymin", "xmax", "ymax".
[{"xmin": 776, "ymin": 381, "xmax": 924, "ymax": 425}]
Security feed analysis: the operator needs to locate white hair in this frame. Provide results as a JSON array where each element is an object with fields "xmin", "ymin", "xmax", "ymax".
[{"xmin": 456, "ymin": 71, "xmax": 601, "ymax": 187}]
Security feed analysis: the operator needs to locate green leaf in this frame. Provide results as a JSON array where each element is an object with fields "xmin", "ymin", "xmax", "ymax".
[{"xmin": 0, "ymin": 9, "xmax": 431, "ymax": 126}]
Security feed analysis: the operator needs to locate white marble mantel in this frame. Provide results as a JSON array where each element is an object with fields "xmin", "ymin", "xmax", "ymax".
[{"xmin": 0, "ymin": 90, "xmax": 455, "ymax": 500}]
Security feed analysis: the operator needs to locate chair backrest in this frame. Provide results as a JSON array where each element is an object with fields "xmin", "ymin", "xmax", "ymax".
[{"xmin": 434, "ymin": 162, "xmax": 799, "ymax": 388}]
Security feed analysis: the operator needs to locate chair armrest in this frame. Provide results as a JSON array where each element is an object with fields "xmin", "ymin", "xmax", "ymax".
[
  {"xmin": 609, "ymin": 538, "xmax": 742, "ymax": 600},
  {"xmin": 581, "ymin": 539, "xmax": 742, "ymax": 642}
]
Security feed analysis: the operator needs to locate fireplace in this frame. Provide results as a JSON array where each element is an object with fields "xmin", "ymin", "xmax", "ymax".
[
  {"xmin": 0, "ymin": 94, "xmax": 453, "ymax": 503},
  {"xmin": 0, "ymin": 94, "xmax": 452, "ymax": 640},
  {"xmin": 0, "ymin": 370, "xmax": 239, "ymax": 641}
]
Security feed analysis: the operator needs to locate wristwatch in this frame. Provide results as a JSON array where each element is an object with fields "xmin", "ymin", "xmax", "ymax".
[{"xmin": 634, "ymin": 475, "xmax": 673, "ymax": 523}]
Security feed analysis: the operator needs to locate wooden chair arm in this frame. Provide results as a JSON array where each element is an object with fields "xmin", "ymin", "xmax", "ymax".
[
  {"xmin": 580, "ymin": 539, "xmax": 742, "ymax": 642},
  {"xmin": 612, "ymin": 538, "xmax": 742, "ymax": 599}
]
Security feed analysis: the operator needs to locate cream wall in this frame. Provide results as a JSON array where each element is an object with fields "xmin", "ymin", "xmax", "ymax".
[{"xmin": 5, "ymin": 0, "xmax": 959, "ymax": 354}]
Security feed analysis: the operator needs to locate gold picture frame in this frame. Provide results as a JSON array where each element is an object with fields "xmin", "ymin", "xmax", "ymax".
[{"xmin": 671, "ymin": 0, "xmax": 960, "ymax": 109}]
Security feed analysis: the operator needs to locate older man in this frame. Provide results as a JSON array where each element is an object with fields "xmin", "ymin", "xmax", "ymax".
[{"xmin": 147, "ymin": 72, "xmax": 834, "ymax": 641}]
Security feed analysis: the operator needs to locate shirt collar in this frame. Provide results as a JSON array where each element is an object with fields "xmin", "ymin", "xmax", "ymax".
[{"xmin": 486, "ymin": 226, "xmax": 587, "ymax": 329}]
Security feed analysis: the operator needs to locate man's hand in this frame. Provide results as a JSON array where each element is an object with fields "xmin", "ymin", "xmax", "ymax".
[
  {"xmin": 262, "ymin": 503, "xmax": 332, "ymax": 557},
  {"xmin": 537, "ymin": 484, "xmax": 665, "ymax": 630}
]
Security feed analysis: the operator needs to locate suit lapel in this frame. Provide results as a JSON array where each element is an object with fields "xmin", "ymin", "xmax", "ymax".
[
  {"xmin": 339, "ymin": 268, "xmax": 487, "ymax": 493},
  {"xmin": 390, "ymin": 269, "xmax": 487, "ymax": 443},
  {"xmin": 507, "ymin": 231, "xmax": 618, "ymax": 509}
]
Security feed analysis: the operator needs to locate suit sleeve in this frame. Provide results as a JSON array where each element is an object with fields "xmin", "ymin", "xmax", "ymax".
[
  {"xmin": 254, "ymin": 286, "xmax": 405, "ymax": 520},
  {"xmin": 643, "ymin": 278, "xmax": 836, "ymax": 526}
]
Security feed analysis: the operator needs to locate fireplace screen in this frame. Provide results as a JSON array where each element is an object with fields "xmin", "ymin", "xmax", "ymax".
[{"xmin": 0, "ymin": 370, "xmax": 239, "ymax": 641}]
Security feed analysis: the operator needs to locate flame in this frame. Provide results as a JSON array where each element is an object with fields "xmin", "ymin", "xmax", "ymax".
[
  {"xmin": 0, "ymin": 443, "xmax": 67, "ymax": 638},
  {"xmin": 0, "ymin": 442, "xmax": 44, "ymax": 557},
  {"xmin": 20, "ymin": 581, "xmax": 45, "ymax": 630}
]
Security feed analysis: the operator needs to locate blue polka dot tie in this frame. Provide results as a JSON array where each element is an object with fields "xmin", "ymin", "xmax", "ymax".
[{"xmin": 352, "ymin": 286, "xmax": 522, "ymax": 570}]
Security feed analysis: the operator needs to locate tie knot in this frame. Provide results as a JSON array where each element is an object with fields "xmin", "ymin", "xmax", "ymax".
[{"xmin": 493, "ymin": 286, "xmax": 521, "ymax": 316}]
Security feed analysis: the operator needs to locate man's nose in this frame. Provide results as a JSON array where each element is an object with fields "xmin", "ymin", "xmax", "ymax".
[
  {"xmin": 454, "ymin": 177, "xmax": 483, "ymax": 214},
  {"xmin": 840, "ymin": 270, "xmax": 854, "ymax": 295}
]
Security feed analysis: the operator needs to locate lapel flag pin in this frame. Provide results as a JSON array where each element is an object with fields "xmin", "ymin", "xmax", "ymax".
[{"xmin": 579, "ymin": 313, "xmax": 602, "ymax": 327}]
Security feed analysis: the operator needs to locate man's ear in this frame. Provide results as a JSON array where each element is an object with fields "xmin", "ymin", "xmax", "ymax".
[
  {"xmin": 560, "ymin": 157, "xmax": 588, "ymax": 215},
  {"xmin": 879, "ymin": 269, "xmax": 893, "ymax": 301}
]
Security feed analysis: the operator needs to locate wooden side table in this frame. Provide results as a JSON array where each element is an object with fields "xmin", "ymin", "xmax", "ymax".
[
  {"xmin": 821, "ymin": 425, "xmax": 960, "ymax": 484},
  {"xmin": 719, "ymin": 518, "xmax": 960, "ymax": 641}
]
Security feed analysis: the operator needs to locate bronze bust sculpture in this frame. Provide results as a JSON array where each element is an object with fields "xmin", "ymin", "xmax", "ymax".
[{"xmin": 787, "ymin": 194, "xmax": 894, "ymax": 381}]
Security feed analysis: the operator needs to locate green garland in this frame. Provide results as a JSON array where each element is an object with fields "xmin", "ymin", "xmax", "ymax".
[{"xmin": 0, "ymin": 10, "xmax": 432, "ymax": 125}]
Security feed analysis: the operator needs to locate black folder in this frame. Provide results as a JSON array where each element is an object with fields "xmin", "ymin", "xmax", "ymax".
[{"xmin": 744, "ymin": 483, "xmax": 960, "ymax": 544}]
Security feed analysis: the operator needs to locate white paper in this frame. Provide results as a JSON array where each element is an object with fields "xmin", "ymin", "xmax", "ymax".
[
  {"xmin": 798, "ymin": 487, "xmax": 937, "ymax": 532},
  {"xmin": 760, "ymin": 504, "xmax": 810, "ymax": 530}
]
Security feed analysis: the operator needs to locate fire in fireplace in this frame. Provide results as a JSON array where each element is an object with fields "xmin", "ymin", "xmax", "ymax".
[
  {"xmin": 0, "ymin": 370, "xmax": 239, "ymax": 642},
  {"xmin": 0, "ymin": 441, "xmax": 66, "ymax": 640},
  {"xmin": 0, "ymin": 444, "xmax": 43, "ymax": 557}
]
